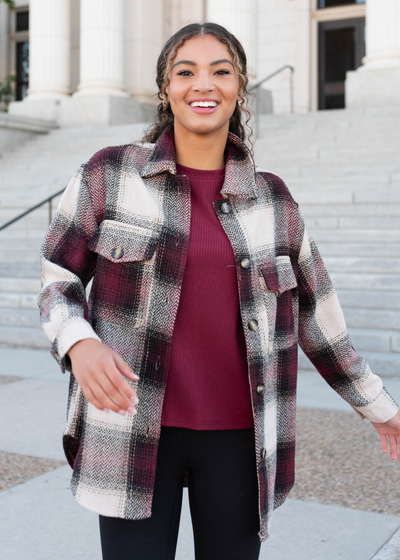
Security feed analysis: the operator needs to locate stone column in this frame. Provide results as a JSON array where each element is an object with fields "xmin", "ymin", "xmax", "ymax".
[
  {"xmin": 207, "ymin": 0, "xmax": 258, "ymax": 137},
  {"xmin": 206, "ymin": 0, "xmax": 257, "ymax": 79},
  {"xmin": 26, "ymin": 0, "xmax": 71, "ymax": 99},
  {"xmin": 73, "ymin": 0, "xmax": 128, "ymax": 97},
  {"xmin": 125, "ymin": 0, "xmax": 163, "ymax": 103},
  {"xmin": 346, "ymin": 0, "xmax": 400, "ymax": 108}
]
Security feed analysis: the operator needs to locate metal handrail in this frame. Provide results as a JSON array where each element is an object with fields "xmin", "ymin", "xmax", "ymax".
[
  {"xmin": 0, "ymin": 187, "xmax": 65, "ymax": 232},
  {"xmin": 248, "ymin": 64, "xmax": 295, "ymax": 114}
]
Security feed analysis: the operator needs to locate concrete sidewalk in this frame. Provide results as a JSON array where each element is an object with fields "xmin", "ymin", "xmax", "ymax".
[{"xmin": 1, "ymin": 347, "xmax": 399, "ymax": 560}]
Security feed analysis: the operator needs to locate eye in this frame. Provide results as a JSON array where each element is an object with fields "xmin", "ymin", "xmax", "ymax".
[{"xmin": 176, "ymin": 69, "xmax": 231, "ymax": 77}]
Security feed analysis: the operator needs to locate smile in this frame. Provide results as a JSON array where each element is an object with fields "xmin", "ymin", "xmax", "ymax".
[{"xmin": 188, "ymin": 100, "xmax": 220, "ymax": 114}]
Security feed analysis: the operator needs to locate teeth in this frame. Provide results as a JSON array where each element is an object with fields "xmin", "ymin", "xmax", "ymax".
[{"xmin": 190, "ymin": 101, "xmax": 218, "ymax": 107}]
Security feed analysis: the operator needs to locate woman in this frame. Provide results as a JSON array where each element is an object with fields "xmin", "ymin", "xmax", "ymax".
[{"xmin": 37, "ymin": 22, "xmax": 400, "ymax": 560}]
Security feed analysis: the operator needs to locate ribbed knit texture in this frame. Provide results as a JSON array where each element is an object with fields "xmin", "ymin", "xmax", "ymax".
[{"xmin": 160, "ymin": 162, "xmax": 254, "ymax": 430}]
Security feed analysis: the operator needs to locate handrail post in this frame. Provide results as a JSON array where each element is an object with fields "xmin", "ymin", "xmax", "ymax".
[
  {"xmin": 290, "ymin": 68, "xmax": 294, "ymax": 113},
  {"xmin": 248, "ymin": 65, "xmax": 294, "ymax": 116},
  {"xmin": 48, "ymin": 199, "xmax": 52, "ymax": 226}
]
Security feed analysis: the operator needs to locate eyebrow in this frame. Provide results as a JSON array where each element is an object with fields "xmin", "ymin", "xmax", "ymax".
[{"xmin": 172, "ymin": 59, "xmax": 234, "ymax": 69}]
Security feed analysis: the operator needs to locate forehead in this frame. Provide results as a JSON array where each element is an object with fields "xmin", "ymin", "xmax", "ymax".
[{"xmin": 173, "ymin": 34, "xmax": 233, "ymax": 62}]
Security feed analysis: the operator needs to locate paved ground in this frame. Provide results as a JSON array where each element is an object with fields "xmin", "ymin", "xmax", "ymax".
[{"xmin": 1, "ymin": 346, "xmax": 400, "ymax": 560}]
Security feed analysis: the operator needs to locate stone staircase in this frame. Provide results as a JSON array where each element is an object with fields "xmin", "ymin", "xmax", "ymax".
[
  {"xmin": 254, "ymin": 107, "xmax": 400, "ymax": 378},
  {"xmin": 0, "ymin": 107, "xmax": 399, "ymax": 378}
]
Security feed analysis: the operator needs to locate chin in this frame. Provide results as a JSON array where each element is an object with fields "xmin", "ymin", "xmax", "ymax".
[{"xmin": 181, "ymin": 119, "xmax": 229, "ymax": 136}]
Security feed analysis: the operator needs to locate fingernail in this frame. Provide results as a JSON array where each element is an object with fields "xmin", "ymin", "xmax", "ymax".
[
  {"xmin": 103, "ymin": 408, "xmax": 110, "ymax": 413},
  {"xmin": 118, "ymin": 409, "xmax": 126, "ymax": 416},
  {"xmin": 130, "ymin": 396, "xmax": 139, "ymax": 404},
  {"xmin": 127, "ymin": 406, "xmax": 137, "ymax": 415}
]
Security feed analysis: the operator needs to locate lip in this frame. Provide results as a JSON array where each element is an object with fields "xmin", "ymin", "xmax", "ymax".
[{"xmin": 187, "ymin": 99, "xmax": 220, "ymax": 114}]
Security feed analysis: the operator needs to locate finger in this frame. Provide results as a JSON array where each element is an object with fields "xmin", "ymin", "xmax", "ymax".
[
  {"xmin": 87, "ymin": 375, "xmax": 134, "ymax": 415},
  {"xmin": 113, "ymin": 352, "xmax": 140, "ymax": 381},
  {"xmin": 105, "ymin": 358, "xmax": 140, "ymax": 406},
  {"xmin": 380, "ymin": 433, "xmax": 388, "ymax": 455},
  {"xmin": 388, "ymin": 434, "xmax": 398, "ymax": 460},
  {"xmin": 96, "ymin": 370, "xmax": 138, "ymax": 413},
  {"xmin": 85, "ymin": 384, "xmax": 111, "ymax": 413}
]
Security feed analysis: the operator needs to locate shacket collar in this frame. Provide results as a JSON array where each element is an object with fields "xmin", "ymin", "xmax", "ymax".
[{"xmin": 138, "ymin": 124, "xmax": 258, "ymax": 200}]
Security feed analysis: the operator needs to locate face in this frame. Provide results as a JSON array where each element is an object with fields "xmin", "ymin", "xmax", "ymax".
[{"xmin": 165, "ymin": 34, "xmax": 241, "ymax": 136}]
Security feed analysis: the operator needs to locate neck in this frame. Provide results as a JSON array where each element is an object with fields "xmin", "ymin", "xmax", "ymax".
[{"xmin": 173, "ymin": 121, "xmax": 228, "ymax": 170}]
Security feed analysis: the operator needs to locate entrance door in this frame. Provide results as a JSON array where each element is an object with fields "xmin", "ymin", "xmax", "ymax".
[{"xmin": 318, "ymin": 18, "xmax": 365, "ymax": 110}]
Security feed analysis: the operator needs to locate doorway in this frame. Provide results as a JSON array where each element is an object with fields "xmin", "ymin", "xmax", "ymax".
[{"xmin": 318, "ymin": 17, "xmax": 365, "ymax": 109}]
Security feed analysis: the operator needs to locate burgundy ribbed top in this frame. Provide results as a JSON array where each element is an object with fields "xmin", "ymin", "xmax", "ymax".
[{"xmin": 160, "ymin": 162, "xmax": 254, "ymax": 430}]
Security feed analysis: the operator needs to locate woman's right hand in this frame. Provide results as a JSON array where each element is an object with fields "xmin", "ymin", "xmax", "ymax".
[{"xmin": 67, "ymin": 338, "xmax": 140, "ymax": 416}]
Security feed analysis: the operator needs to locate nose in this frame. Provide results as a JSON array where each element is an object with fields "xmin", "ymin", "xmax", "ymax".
[{"xmin": 192, "ymin": 70, "xmax": 215, "ymax": 93}]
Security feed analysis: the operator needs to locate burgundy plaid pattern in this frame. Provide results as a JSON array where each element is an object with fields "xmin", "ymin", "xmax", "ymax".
[{"xmin": 37, "ymin": 124, "xmax": 399, "ymax": 542}]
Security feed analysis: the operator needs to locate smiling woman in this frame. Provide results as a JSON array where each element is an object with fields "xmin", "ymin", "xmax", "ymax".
[{"xmin": 36, "ymin": 19, "xmax": 400, "ymax": 560}]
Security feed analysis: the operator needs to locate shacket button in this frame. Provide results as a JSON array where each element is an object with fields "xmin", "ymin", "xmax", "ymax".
[
  {"xmin": 248, "ymin": 319, "xmax": 258, "ymax": 331},
  {"xmin": 256, "ymin": 383, "xmax": 265, "ymax": 394},
  {"xmin": 240, "ymin": 257, "xmax": 251, "ymax": 269},
  {"xmin": 111, "ymin": 247, "xmax": 124, "ymax": 259},
  {"xmin": 220, "ymin": 202, "xmax": 232, "ymax": 214},
  {"xmin": 260, "ymin": 447, "xmax": 267, "ymax": 460}
]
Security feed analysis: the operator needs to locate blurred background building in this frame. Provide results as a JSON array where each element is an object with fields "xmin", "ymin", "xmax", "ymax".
[
  {"xmin": 1, "ymin": 0, "xmax": 399, "ymax": 123},
  {"xmin": 0, "ymin": 0, "xmax": 399, "ymax": 382}
]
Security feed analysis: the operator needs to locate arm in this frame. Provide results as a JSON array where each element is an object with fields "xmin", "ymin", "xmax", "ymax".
[
  {"xmin": 296, "ymin": 205, "xmax": 399, "ymax": 424},
  {"xmin": 37, "ymin": 161, "xmax": 102, "ymax": 374}
]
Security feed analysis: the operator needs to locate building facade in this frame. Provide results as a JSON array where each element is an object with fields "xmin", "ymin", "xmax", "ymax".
[{"xmin": 0, "ymin": 0, "xmax": 399, "ymax": 126}]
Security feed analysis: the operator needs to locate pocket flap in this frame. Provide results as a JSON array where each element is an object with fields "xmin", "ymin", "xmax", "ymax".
[
  {"xmin": 88, "ymin": 219, "xmax": 159, "ymax": 263},
  {"xmin": 258, "ymin": 254, "xmax": 297, "ymax": 296}
]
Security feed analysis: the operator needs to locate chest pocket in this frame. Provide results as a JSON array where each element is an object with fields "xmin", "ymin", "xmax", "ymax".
[
  {"xmin": 87, "ymin": 219, "xmax": 160, "ymax": 263},
  {"xmin": 87, "ymin": 219, "xmax": 160, "ymax": 327},
  {"xmin": 258, "ymin": 255, "xmax": 298, "ymax": 353}
]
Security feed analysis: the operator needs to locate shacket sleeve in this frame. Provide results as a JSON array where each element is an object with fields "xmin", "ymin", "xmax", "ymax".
[
  {"xmin": 36, "ymin": 162, "xmax": 102, "ymax": 374},
  {"xmin": 296, "ymin": 204, "xmax": 399, "ymax": 423}
]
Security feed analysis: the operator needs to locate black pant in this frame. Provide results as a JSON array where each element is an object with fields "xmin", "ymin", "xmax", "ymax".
[{"xmin": 99, "ymin": 425, "xmax": 262, "ymax": 560}]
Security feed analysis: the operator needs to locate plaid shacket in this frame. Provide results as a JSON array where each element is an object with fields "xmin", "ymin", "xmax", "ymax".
[{"xmin": 37, "ymin": 123, "xmax": 399, "ymax": 542}]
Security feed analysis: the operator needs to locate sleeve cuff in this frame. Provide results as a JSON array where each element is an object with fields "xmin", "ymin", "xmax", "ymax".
[
  {"xmin": 350, "ymin": 389, "xmax": 400, "ymax": 423},
  {"xmin": 52, "ymin": 318, "xmax": 102, "ymax": 373}
]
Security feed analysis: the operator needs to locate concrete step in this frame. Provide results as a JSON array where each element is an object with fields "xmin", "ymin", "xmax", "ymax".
[
  {"xmin": 342, "ymin": 307, "xmax": 400, "ymax": 331},
  {"xmin": 0, "ymin": 291, "xmax": 38, "ymax": 309},
  {"xmin": 0, "ymin": 228, "xmax": 47, "ymax": 239},
  {"xmin": 336, "ymin": 289, "xmax": 400, "ymax": 310},
  {"xmin": 0, "ymin": 325, "xmax": 51, "ymax": 349},
  {"xmin": 311, "ymin": 229, "xmax": 400, "ymax": 243},
  {"xmin": 0, "ymin": 239, "xmax": 43, "ymax": 251},
  {"xmin": 0, "ymin": 307, "xmax": 41, "ymax": 328},
  {"xmin": 324, "ymin": 257, "xmax": 400, "ymax": 274},
  {"xmin": 304, "ymin": 216, "xmax": 400, "ymax": 229},
  {"xmin": 300, "ymin": 204, "xmax": 400, "ymax": 217},
  {"xmin": 298, "ymin": 348, "xmax": 400, "ymax": 378},
  {"xmin": 0, "ymin": 264, "xmax": 41, "ymax": 278},
  {"xmin": 0, "ymin": 277, "xmax": 40, "ymax": 293},
  {"xmin": 347, "ymin": 327, "xmax": 399, "ymax": 353},
  {"xmin": 330, "ymin": 272, "xmax": 400, "ymax": 291},
  {"xmin": 318, "ymin": 243, "xmax": 400, "ymax": 257},
  {"xmin": 0, "ymin": 252, "xmax": 40, "ymax": 264}
]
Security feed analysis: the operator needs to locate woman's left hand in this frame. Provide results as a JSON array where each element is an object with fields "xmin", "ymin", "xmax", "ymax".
[{"xmin": 370, "ymin": 410, "xmax": 400, "ymax": 461}]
